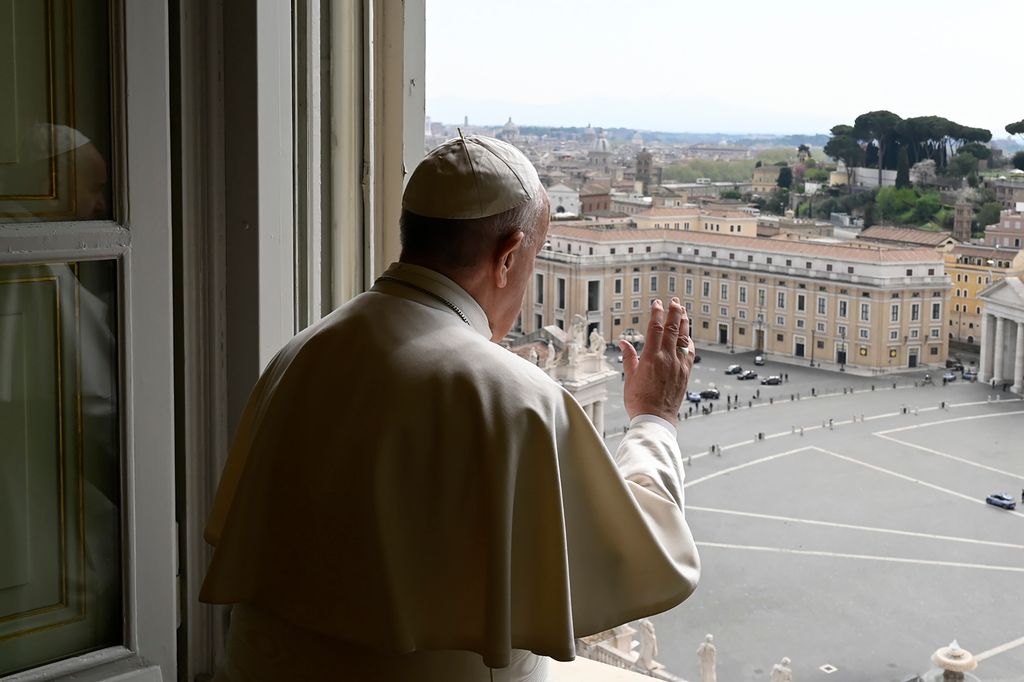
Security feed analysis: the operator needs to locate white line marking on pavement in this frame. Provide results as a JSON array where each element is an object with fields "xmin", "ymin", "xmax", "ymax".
[
  {"xmin": 684, "ymin": 447, "xmax": 811, "ymax": 488},
  {"xmin": 815, "ymin": 446, "xmax": 1024, "ymax": 520},
  {"xmin": 975, "ymin": 634, "xmax": 1024, "ymax": 662},
  {"xmin": 697, "ymin": 541, "xmax": 1024, "ymax": 573},
  {"xmin": 873, "ymin": 410, "xmax": 1024, "ymax": 481},
  {"xmin": 686, "ymin": 506, "xmax": 1024, "ymax": 550}
]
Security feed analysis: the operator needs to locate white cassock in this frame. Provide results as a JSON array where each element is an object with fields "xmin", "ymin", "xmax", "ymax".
[{"xmin": 201, "ymin": 262, "xmax": 700, "ymax": 681}]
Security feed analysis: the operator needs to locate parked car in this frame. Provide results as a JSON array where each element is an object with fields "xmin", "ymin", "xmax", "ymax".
[
  {"xmin": 725, "ymin": 364, "xmax": 742, "ymax": 375},
  {"xmin": 686, "ymin": 391, "xmax": 702, "ymax": 404},
  {"xmin": 753, "ymin": 355, "xmax": 765, "ymax": 366},
  {"xmin": 737, "ymin": 370, "xmax": 758, "ymax": 380},
  {"xmin": 699, "ymin": 387, "xmax": 720, "ymax": 400},
  {"xmin": 942, "ymin": 371, "xmax": 957, "ymax": 383},
  {"xmin": 963, "ymin": 368, "xmax": 978, "ymax": 381},
  {"xmin": 760, "ymin": 375, "xmax": 782, "ymax": 385},
  {"xmin": 986, "ymin": 493, "xmax": 1017, "ymax": 510},
  {"xmin": 945, "ymin": 358, "xmax": 965, "ymax": 371}
]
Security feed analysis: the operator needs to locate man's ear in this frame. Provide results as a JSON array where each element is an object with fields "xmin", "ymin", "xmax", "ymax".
[{"xmin": 494, "ymin": 231, "xmax": 525, "ymax": 289}]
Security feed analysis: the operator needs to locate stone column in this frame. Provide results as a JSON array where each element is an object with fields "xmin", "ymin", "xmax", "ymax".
[
  {"xmin": 1014, "ymin": 322, "xmax": 1024, "ymax": 394},
  {"xmin": 979, "ymin": 314, "xmax": 994, "ymax": 382},
  {"xmin": 992, "ymin": 316, "xmax": 1006, "ymax": 385},
  {"xmin": 592, "ymin": 400, "xmax": 605, "ymax": 435}
]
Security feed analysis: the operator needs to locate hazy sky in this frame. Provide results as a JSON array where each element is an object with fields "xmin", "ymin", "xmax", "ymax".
[{"xmin": 426, "ymin": 0, "xmax": 1022, "ymax": 137}]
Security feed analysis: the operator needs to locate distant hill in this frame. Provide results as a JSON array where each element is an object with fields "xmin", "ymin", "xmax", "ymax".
[{"xmin": 515, "ymin": 126, "xmax": 828, "ymax": 147}]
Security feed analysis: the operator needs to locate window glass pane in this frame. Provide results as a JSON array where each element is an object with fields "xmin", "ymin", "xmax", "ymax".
[
  {"xmin": 0, "ymin": 1, "xmax": 112, "ymax": 222},
  {"xmin": 0, "ymin": 259, "xmax": 121, "ymax": 675}
]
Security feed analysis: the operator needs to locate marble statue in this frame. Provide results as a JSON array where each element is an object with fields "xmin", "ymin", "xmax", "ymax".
[
  {"xmin": 589, "ymin": 328, "xmax": 605, "ymax": 353},
  {"xmin": 636, "ymin": 618, "xmax": 658, "ymax": 671},
  {"xmin": 696, "ymin": 633, "xmax": 717, "ymax": 682},
  {"xmin": 569, "ymin": 314, "xmax": 587, "ymax": 348},
  {"xmin": 528, "ymin": 347, "xmax": 539, "ymax": 366},
  {"xmin": 770, "ymin": 656, "xmax": 792, "ymax": 682},
  {"xmin": 545, "ymin": 340, "xmax": 556, "ymax": 368}
]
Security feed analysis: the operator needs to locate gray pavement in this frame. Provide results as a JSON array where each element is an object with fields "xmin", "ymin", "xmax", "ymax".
[{"xmin": 598, "ymin": 348, "xmax": 1024, "ymax": 682}]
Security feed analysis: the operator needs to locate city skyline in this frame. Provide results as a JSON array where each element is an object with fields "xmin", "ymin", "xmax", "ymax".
[{"xmin": 427, "ymin": 0, "xmax": 1021, "ymax": 138}]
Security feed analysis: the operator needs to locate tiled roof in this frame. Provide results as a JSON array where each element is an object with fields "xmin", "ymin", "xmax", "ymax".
[
  {"xmin": 859, "ymin": 226, "xmax": 955, "ymax": 246},
  {"xmin": 546, "ymin": 225, "xmax": 942, "ymax": 263}
]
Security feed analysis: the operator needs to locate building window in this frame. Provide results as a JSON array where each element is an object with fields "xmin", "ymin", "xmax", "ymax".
[
  {"xmin": 827, "ymin": 263, "xmax": 833, "ymax": 272},
  {"xmin": 685, "ymin": 278, "xmax": 693, "ymax": 295},
  {"xmin": 702, "ymin": 321, "xmax": 710, "ymax": 329},
  {"xmin": 702, "ymin": 281, "xmax": 711, "ymax": 297},
  {"xmin": 906, "ymin": 269, "xmax": 913, "ymax": 276},
  {"xmin": 817, "ymin": 297, "xmax": 826, "ymax": 315},
  {"xmin": 848, "ymin": 266, "xmax": 855, "ymax": 274},
  {"xmin": 839, "ymin": 300, "xmax": 848, "ymax": 318},
  {"xmin": 777, "ymin": 291, "xmax": 786, "ymax": 309},
  {"xmin": 767, "ymin": 257, "xmax": 773, "ymax": 264},
  {"xmin": 806, "ymin": 261, "xmax": 812, "ymax": 269},
  {"xmin": 930, "ymin": 327, "xmax": 940, "ymax": 338},
  {"xmin": 860, "ymin": 302, "xmax": 870, "ymax": 322},
  {"xmin": 927, "ymin": 268, "xmax": 934, "ymax": 275},
  {"xmin": 587, "ymin": 281, "xmax": 600, "ymax": 312},
  {"xmin": 796, "ymin": 318, "xmax": 805, "ymax": 329},
  {"xmin": 816, "ymin": 321, "xmax": 825, "ymax": 333},
  {"xmin": 701, "ymin": 303, "xmax": 711, "ymax": 314},
  {"xmin": 910, "ymin": 329, "xmax": 919, "ymax": 339},
  {"xmin": 931, "ymin": 302, "xmax": 941, "ymax": 320},
  {"xmin": 890, "ymin": 304, "xmax": 899, "ymax": 323},
  {"xmin": 632, "ymin": 299, "xmax": 640, "ymax": 309},
  {"xmin": 645, "ymin": 245, "xmax": 652, "ymax": 253},
  {"xmin": 911, "ymin": 303, "xmax": 920, "ymax": 321},
  {"xmin": 890, "ymin": 330, "xmax": 899, "ymax": 341},
  {"xmin": 556, "ymin": 278, "xmax": 566, "ymax": 309},
  {"xmin": 614, "ymin": 278, "xmax": 622, "ymax": 295},
  {"xmin": 758, "ymin": 289, "xmax": 766, "ymax": 307},
  {"xmin": 720, "ymin": 283, "xmax": 729, "ymax": 300},
  {"xmin": 632, "ymin": 316, "xmax": 640, "ymax": 324},
  {"xmin": 739, "ymin": 309, "xmax": 747, "ymax": 320},
  {"xmin": 776, "ymin": 333, "xmax": 784, "ymax": 342},
  {"xmin": 614, "ymin": 301, "xmax": 622, "ymax": 311},
  {"xmin": 613, "ymin": 317, "xmax": 621, "ymax": 326},
  {"xmin": 797, "ymin": 294, "xmax": 805, "ymax": 312},
  {"xmin": 588, "ymin": 247, "xmax": 593, "ymax": 255},
  {"xmin": 776, "ymin": 315, "xmax": 785, "ymax": 326},
  {"xmin": 720, "ymin": 306, "xmax": 728, "ymax": 317},
  {"xmin": 628, "ymin": 247, "xmax": 634, "ymax": 254},
  {"xmin": 668, "ymin": 276, "xmax": 676, "ymax": 293},
  {"xmin": 610, "ymin": 248, "xmax": 616, "ymax": 255},
  {"xmin": 711, "ymin": 251, "xmax": 718, "ymax": 258},
  {"xmin": 785, "ymin": 259, "xmax": 792, "ymax": 266},
  {"xmin": 740, "ymin": 327, "xmax": 747, "ymax": 335},
  {"xmin": 838, "ymin": 324, "xmax": 848, "ymax": 337},
  {"xmin": 747, "ymin": 254, "xmax": 753, "ymax": 262},
  {"xmin": 650, "ymin": 276, "xmax": 658, "ymax": 292},
  {"xmin": 535, "ymin": 273, "xmax": 544, "ymax": 304},
  {"xmin": 859, "ymin": 328, "xmax": 869, "ymax": 340},
  {"xmin": 633, "ymin": 277, "xmax": 640, "ymax": 294},
  {"xmin": 739, "ymin": 286, "xmax": 747, "ymax": 304},
  {"xmin": 930, "ymin": 346, "xmax": 939, "ymax": 355},
  {"xmin": 535, "ymin": 313, "xmax": 543, "ymax": 329}
]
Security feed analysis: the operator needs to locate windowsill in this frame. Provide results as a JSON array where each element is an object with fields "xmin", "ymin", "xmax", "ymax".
[{"xmin": 549, "ymin": 658, "xmax": 664, "ymax": 681}]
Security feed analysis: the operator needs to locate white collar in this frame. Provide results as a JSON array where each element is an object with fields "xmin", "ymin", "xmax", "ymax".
[{"xmin": 373, "ymin": 262, "xmax": 492, "ymax": 338}]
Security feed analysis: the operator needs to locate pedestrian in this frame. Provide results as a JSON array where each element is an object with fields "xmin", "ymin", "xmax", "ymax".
[{"xmin": 784, "ymin": 372, "xmax": 788, "ymax": 382}]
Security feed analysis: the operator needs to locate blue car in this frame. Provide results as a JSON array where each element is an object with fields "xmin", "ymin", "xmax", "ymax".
[
  {"xmin": 986, "ymin": 493, "xmax": 1016, "ymax": 510},
  {"xmin": 686, "ymin": 391, "xmax": 702, "ymax": 404}
]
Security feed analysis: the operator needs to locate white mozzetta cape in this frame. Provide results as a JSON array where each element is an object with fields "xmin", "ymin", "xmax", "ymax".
[{"xmin": 201, "ymin": 263, "xmax": 700, "ymax": 673}]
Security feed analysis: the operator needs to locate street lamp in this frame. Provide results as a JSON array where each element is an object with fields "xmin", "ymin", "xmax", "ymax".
[
  {"xmin": 755, "ymin": 310, "xmax": 764, "ymax": 354},
  {"xmin": 809, "ymin": 327, "xmax": 816, "ymax": 367},
  {"xmin": 730, "ymin": 316, "xmax": 735, "ymax": 354}
]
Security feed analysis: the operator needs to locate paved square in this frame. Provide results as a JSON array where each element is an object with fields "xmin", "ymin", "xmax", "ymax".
[{"xmin": 601, "ymin": 349, "xmax": 1024, "ymax": 681}]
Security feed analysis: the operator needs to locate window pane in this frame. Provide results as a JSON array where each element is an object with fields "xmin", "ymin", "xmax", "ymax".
[
  {"xmin": 0, "ymin": 260, "xmax": 121, "ymax": 675},
  {"xmin": 0, "ymin": 1, "xmax": 112, "ymax": 222}
]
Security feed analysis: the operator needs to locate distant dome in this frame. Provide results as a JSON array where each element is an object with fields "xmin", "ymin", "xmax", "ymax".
[
  {"xmin": 594, "ymin": 131, "xmax": 610, "ymax": 153},
  {"xmin": 631, "ymin": 131, "xmax": 644, "ymax": 145},
  {"xmin": 498, "ymin": 116, "xmax": 520, "ymax": 142},
  {"xmin": 583, "ymin": 123, "xmax": 597, "ymax": 141}
]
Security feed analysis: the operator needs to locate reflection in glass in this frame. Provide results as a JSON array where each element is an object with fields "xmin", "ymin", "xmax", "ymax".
[
  {"xmin": 0, "ymin": 0, "xmax": 112, "ymax": 222},
  {"xmin": 0, "ymin": 260, "xmax": 121, "ymax": 675}
]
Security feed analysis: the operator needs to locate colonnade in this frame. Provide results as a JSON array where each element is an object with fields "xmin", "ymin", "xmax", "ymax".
[{"xmin": 978, "ymin": 312, "xmax": 1024, "ymax": 393}]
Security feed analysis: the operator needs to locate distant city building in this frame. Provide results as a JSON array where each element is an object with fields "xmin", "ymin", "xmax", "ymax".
[
  {"xmin": 633, "ymin": 206, "xmax": 758, "ymax": 237},
  {"xmin": 752, "ymin": 165, "xmax": 781, "ymax": 194},
  {"xmin": 580, "ymin": 184, "xmax": 612, "ymax": 215},
  {"xmin": 977, "ymin": 275, "xmax": 1024, "ymax": 393},
  {"xmin": 857, "ymin": 226, "xmax": 958, "ymax": 250},
  {"xmin": 850, "ymin": 166, "xmax": 897, "ymax": 189},
  {"xmin": 981, "ymin": 209, "xmax": 1024, "ymax": 248},
  {"xmin": 989, "ymin": 176, "xmax": 1024, "ymax": 210},
  {"xmin": 945, "ymin": 244, "xmax": 1024, "ymax": 345},
  {"xmin": 952, "ymin": 198, "xmax": 972, "ymax": 242},
  {"xmin": 548, "ymin": 183, "xmax": 581, "ymax": 217},
  {"xmin": 523, "ymin": 226, "xmax": 949, "ymax": 372}
]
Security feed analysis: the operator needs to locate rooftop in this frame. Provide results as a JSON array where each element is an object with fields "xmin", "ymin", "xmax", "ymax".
[{"xmin": 858, "ymin": 226, "xmax": 956, "ymax": 247}]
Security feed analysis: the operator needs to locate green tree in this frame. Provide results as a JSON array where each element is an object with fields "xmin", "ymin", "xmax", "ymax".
[
  {"xmin": 854, "ymin": 110, "xmax": 902, "ymax": 186},
  {"xmin": 976, "ymin": 201, "xmax": 1002, "ymax": 229},
  {"xmin": 1013, "ymin": 151, "xmax": 1024, "ymax": 172},
  {"xmin": 777, "ymin": 166, "xmax": 793, "ymax": 188},
  {"xmin": 720, "ymin": 189, "xmax": 742, "ymax": 200},
  {"xmin": 949, "ymin": 151, "xmax": 978, "ymax": 178},
  {"xmin": 911, "ymin": 191, "xmax": 941, "ymax": 224},
  {"xmin": 895, "ymin": 147, "xmax": 911, "ymax": 189},
  {"xmin": 1005, "ymin": 119, "xmax": 1024, "ymax": 141},
  {"xmin": 875, "ymin": 187, "xmax": 917, "ymax": 223},
  {"xmin": 823, "ymin": 124, "xmax": 862, "ymax": 191},
  {"xmin": 959, "ymin": 142, "xmax": 991, "ymax": 160}
]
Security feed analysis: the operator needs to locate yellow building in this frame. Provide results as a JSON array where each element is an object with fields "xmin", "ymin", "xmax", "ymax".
[
  {"xmin": 633, "ymin": 206, "xmax": 758, "ymax": 237},
  {"xmin": 752, "ymin": 165, "xmax": 782, "ymax": 194},
  {"xmin": 523, "ymin": 226, "xmax": 949, "ymax": 372},
  {"xmin": 945, "ymin": 245, "xmax": 1024, "ymax": 344}
]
